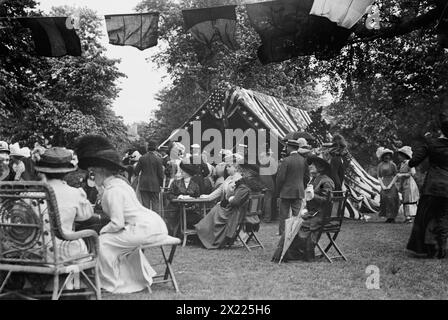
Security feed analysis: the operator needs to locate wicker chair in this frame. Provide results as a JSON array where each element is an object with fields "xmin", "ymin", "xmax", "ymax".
[{"xmin": 0, "ymin": 182, "xmax": 101, "ymax": 300}]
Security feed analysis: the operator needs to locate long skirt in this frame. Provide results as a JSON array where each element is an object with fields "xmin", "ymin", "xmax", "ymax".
[
  {"xmin": 98, "ymin": 225, "xmax": 168, "ymax": 294},
  {"xmin": 195, "ymin": 203, "xmax": 239, "ymax": 249},
  {"xmin": 379, "ymin": 186, "xmax": 399, "ymax": 219},
  {"xmin": 407, "ymin": 195, "xmax": 448, "ymax": 256}
]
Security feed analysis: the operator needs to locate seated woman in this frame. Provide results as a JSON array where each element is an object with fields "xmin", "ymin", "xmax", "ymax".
[
  {"xmin": 166, "ymin": 162, "xmax": 201, "ymax": 235},
  {"xmin": 34, "ymin": 147, "xmax": 94, "ymax": 262},
  {"xmin": 212, "ymin": 162, "xmax": 226, "ymax": 191},
  {"xmin": 75, "ymin": 135, "xmax": 169, "ymax": 294},
  {"xmin": 200, "ymin": 161, "xmax": 243, "ymax": 202},
  {"xmin": 195, "ymin": 164, "xmax": 263, "ymax": 249},
  {"xmin": 272, "ymin": 156, "xmax": 335, "ymax": 262}
]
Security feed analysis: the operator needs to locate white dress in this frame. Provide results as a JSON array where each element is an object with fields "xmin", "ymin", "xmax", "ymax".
[
  {"xmin": 44, "ymin": 179, "xmax": 93, "ymax": 262},
  {"xmin": 98, "ymin": 176, "xmax": 168, "ymax": 294}
]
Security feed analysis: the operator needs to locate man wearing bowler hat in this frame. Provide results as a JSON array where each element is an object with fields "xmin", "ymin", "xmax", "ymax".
[
  {"xmin": 134, "ymin": 140, "xmax": 164, "ymax": 212},
  {"xmin": 276, "ymin": 139, "xmax": 310, "ymax": 236}
]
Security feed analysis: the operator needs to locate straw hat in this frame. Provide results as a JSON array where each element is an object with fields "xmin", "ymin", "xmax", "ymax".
[
  {"xmin": 397, "ymin": 146, "xmax": 412, "ymax": 159},
  {"xmin": 0, "ymin": 141, "xmax": 10, "ymax": 154},
  {"xmin": 9, "ymin": 143, "xmax": 22, "ymax": 157},
  {"xmin": 376, "ymin": 147, "xmax": 394, "ymax": 160},
  {"xmin": 35, "ymin": 147, "xmax": 77, "ymax": 174}
]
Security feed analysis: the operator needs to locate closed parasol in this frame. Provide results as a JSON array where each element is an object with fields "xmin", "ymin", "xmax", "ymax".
[{"xmin": 278, "ymin": 199, "xmax": 306, "ymax": 264}]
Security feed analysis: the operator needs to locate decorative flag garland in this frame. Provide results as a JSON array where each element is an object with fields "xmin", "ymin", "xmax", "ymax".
[
  {"xmin": 18, "ymin": 17, "xmax": 81, "ymax": 57},
  {"xmin": 182, "ymin": 5, "xmax": 239, "ymax": 50},
  {"xmin": 2, "ymin": 0, "xmax": 378, "ymax": 61},
  {"xmin": 105, "ymin": 13, "xmax": 159, "ymax": 50}
]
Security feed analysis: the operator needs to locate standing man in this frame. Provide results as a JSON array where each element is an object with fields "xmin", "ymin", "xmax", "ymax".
[
  {"xmin": 259, "ymin": 148, "xmax": 278, "ymax": 223},
  {"xmin": 134, "ymin": 140, "xmax": 164, "ymax": 213},
  {"xmin": 276, "ymin": 139, "xmax": 309, "ymax": 236}
]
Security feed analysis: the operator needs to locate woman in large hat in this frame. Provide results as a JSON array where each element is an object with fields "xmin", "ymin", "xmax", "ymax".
[
  {"xmin": 376, "ymin": 147, "xmax": 400, "ymax": 223},
  {"xmin": 34, "ymin": 147, "xmax": 94, "ymax": 262},
  {"xmin": 272, "ymin": 156, "xmax": 335, "ymax": 262},
  {"xmin": 396, "ymin": 146, "xmax": 420, "ymax": 223},
  {"xmin": 74, "ymin": 135, "xmax": 168, "ymax": 293},
  {"xmin": 195, "ymin": 156, "xmax": 263, "ymax": 249},
  {"xmin": 406, "ymin": 110, "xmax": 448, "ymax": 259}
]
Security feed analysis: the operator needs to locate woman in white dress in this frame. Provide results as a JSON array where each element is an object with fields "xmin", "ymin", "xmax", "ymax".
[
  {"xmin": 75, "ymin": 135, "xmax": 169, "ymax": 294},
  {"xmin": 34, "ymin": 147, "xmax": 94, "ymax": 262}
]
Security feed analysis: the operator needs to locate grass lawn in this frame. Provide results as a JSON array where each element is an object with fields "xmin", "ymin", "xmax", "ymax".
[{"xmin": 103, "ymin": 215, "xmax": 448, "ymax": 300}]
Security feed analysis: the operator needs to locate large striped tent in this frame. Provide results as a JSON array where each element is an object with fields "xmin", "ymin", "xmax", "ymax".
[{"xmin": 160, "ymin": 85, "xmax": 380, "ymax": 219}]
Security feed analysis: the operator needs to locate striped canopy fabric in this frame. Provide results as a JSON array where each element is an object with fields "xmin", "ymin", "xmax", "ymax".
[
  {"xmin": 18, "ymin": 17, "xmax": 81, "ymax": 57},
  {"xmin": 182, "ymin": 5, "xmax": 239, "ymax": 50},
  {"xmin": 105, "ymin": 13, "xmax": 159, "ymax": 50},
  {"xmin": 160, "ymin": 86, "xmax": 380, "ymax": 219}
]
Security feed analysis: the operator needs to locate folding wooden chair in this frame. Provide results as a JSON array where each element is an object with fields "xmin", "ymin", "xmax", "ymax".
[
  {"xmin": 315, "ymin": 190, "xmax": 349, "ymax": 263},
  {"xmin": 236, "ymin": 192, "xmax": 265, "ymax": 251},
  {"xmin": 0, "ymin": 182, "xmax": 101, "ymax": 300},
  {"xmin": 140, "ymin": 235, "xmax": 181, "ymax": 294}
]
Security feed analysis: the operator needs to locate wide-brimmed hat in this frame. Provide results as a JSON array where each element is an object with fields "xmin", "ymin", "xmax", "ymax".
[
  {"xmin": 0, "ymin": 141, "xmax": 9, "ymax": 154},
  {"xmin": 308, "ymin": 156, "xmax": 331, "ymax": 175},
  {"xmin": 75, "ymin": 135, "xmax": 126, "ymax": 171},
  {"xmin": 179, "ymin": 161, "xmax": 198, "ymax": 176},
  {"xmin": 397, "ymin": 146, "xmax": 412, "ymax": 159},
  {"xmin": 35, "ymin": 147, "xmax": 77, "ymax": 174},
  {"xmin": 376, "ymin": 147, "xmax": 394, "ymax": 160}
]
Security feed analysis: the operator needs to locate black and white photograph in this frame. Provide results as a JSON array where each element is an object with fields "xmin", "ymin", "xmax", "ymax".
[{"xmin": 0, "ymin": 0, "xmax": 447, "ymax": 303}]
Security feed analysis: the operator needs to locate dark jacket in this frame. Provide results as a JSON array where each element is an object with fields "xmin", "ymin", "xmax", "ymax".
[
  {"xmin": 134, "ymin": 151, "xmax": 164, "ymax": 192},
  {"xmin": 276, "ymin": 152, "xmax": 309, "ymax": 199},
  {"xmin": 169, "ymin": 178, "xmax": 200, "ymax": 199},
  {"xmin": 409, "ymin": 137, "xmax": 448, "ymax": 198}
]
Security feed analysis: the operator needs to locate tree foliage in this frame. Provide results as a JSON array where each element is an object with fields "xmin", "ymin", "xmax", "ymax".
[{"xmin": 0, "ymin": 0, "xmax": 129, "ymax": 149}]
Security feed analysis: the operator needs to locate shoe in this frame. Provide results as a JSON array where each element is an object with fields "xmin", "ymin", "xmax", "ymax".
[
  {"xmin": 437, "ymin": 249, "xmax": 447, "ymax": 259},
  {"xmin": 427, "ymin": 245, "xmax": 437, "ymax": 258}
]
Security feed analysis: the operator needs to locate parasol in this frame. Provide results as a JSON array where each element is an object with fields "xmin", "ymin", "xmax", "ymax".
[{"xmin": 278, "ymin": 200, "xmax": 306, "ymax": 264}]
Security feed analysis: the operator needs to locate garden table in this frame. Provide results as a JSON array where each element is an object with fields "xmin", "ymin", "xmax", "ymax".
[{"xmin": 171, "ymin": 198, "xmax": 215, "ymax": 247}]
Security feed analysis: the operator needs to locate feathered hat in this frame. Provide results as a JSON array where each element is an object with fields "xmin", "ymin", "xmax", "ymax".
[{"xmin": 74, "ymin": 135, "xmax": 125, "ymax": 171}]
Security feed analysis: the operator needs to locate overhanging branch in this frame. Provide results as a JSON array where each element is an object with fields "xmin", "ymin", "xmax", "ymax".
[{"xmin": 351, "ymin": 7, "xmax": 441, "ymax": 43}]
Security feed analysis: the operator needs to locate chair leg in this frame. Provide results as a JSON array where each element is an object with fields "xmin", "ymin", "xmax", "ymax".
[
  {"xmin": 328, "ymin": 234, "xmax": 347, "ymax": 261},
  {"xmin": 94, "ymin": 264, "xmax": 102, "ymax": 300},
  {"xmin": 160, "ymin": 245, "xmax": 180, "ymax": 293},
  {"xmin": 238, "ymin": 234, "xmax": 251, "ymax": 252},
  {"xmin": 0, "ymin": 271, "xmax": 12, "ymax": 293},
  {"xmin": 51, "ymin": 274, "xmax": 60, "ymax": 300},
  {"xmin": 316, "ymin": 243, "xmax": 332, "ymax": 263},
  {"xmin": 324, "ymin": 232, "xmax": 337, "ymax": 253},
  {"xmin": 251, "ymin": 233, "xmax": 264, "ymax": 249}
]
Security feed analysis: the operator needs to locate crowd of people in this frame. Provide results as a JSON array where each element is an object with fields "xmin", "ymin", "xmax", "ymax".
[{"xmin": 0, "ymin": 110, "xmax": 447, "ymax": 294}]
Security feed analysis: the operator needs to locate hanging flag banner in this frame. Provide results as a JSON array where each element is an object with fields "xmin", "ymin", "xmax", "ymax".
[
  {"xmin": 310, "ymin": 0, "xmax": 374, "ymax": 29},
  {"xmin": 18, "ymin": 17, "xmax": 82, "ymax": 57},
  {"xmin": 246, "ymin": 0, "xmax": 352, "ymax": 64},
  {"xmin": 105, "ymin": 13, "xmax": 159, "ymax": 50},
  {"xmin": 182, "ymin": 5, "xmax": 239, "ymax": 50}
]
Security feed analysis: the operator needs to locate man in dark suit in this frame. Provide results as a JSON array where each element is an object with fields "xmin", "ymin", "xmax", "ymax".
[
  {"xmin": 134, "ymin": 140, "xmax": 164, "ymax": 212},
  {"xmin": 276, "ymin": 139, "xmax": 310, "ymax": 236},
  {"xmin": 406, "ymin": 110, "xmax": 448, "ymax": 259}
]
